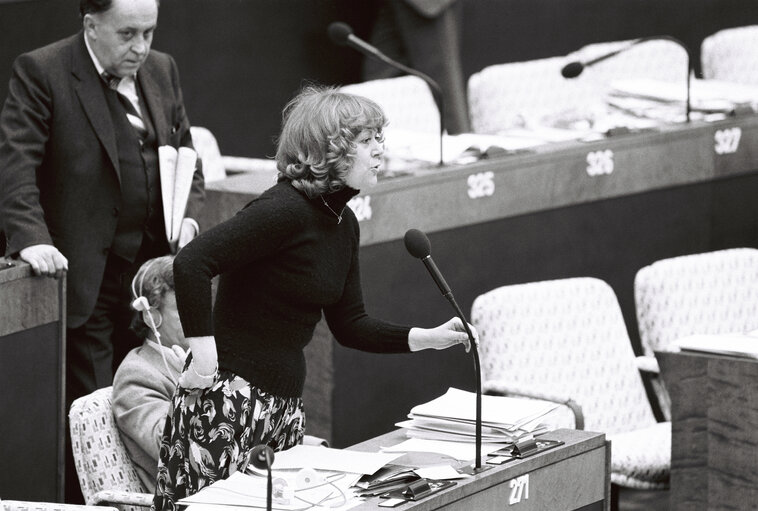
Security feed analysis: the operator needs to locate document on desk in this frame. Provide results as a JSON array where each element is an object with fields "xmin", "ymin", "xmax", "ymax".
[
  {"xmin": 272, "ymin": 444, "xmax": 403, "ymax": 474},
  {"xmin": 408, "ymin": 388, "xmax": 559, "ymax": 429},
  {"xmin": 381, "ymin": 438, "xmax": 504, "ymax": 461},
  {"xmin": 675, "ymin": 332, "xmax": 758, "ymax": 359},
  {"xmin": 180, "ymin": 471, "xmax": 364, "ymax": 511}
]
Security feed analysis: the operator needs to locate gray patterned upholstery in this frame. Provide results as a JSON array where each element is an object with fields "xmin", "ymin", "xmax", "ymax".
[
  {"xmin": 190, "ymin": 126, "xmax": 278, "ymax": 183},
  {"xmin": 1, "ymin": 501, "xmax": 118, "ymax": 511},
  {"xmin": 634, "ymin": 248, "xmax": 758, "ymax": 419},
  {"xmin": 471, "ymin": 277, "xmax": 669, "ymax": 490},
  {"xmin": 566, "ymin": 39, "xmax": 690, "ymax": 86},
  {"xmin": 467, "ymin": 56, "xmax": 601, "ymax": 134},
  {"xmin": 69, "ymin": 387, "xmax": 153, "ymax": 511},
  {"xmin": 702, "ymin": 25, "xmax": 758, "ymax": 85},
  {"xmin": 340, "ymin": 75, "xmax": 441, "ymax": 136}
]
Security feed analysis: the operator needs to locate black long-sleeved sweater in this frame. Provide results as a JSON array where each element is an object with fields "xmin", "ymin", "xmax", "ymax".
[{"xmin": 173, "ymin": 179, "xmax": 411, "ymax": 397}]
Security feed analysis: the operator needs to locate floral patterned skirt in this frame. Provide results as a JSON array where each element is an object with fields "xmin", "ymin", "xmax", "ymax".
[{"xmin": 152, "ymin": 369, "xmax": 305, "ymax": 511}]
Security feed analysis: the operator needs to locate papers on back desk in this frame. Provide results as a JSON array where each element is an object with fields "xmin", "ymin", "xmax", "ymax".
[
  {"xmin": 396, "ymin": 387, "xmax": 559, "ymax": 444},
  {"xmin": 674, "ymin": 331, "xmax": 758, "ymax": 359}
]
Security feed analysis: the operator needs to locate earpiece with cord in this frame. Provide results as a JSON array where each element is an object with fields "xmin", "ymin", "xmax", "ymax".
[{"xmin": 130, "ymin": 259, "xmax": 181, "ymax": 384}]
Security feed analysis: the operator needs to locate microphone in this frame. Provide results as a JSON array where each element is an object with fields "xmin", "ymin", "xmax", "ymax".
[
  {"xmin": 404, "ymin": 229, "xmax": 487, "ymax": 473},
  {"xmin": 561, "ymin": 35, "xmax": 692, "ymax": 122},
  {"xmin": 327, "ymin": 21, "xmax": 446, "ymax": 167},
  {"xmin": 251, "ymin": 445, "xmax": 275, "ymax": 511}
]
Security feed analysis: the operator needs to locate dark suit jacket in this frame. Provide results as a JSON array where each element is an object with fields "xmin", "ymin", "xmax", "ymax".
[{"xmin": 0, "ymin": 32, "xmax": 205, "ymax": 327}]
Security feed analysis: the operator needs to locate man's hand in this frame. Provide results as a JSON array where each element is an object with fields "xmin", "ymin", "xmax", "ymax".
[{"xmin": 19, "ymin": 244, "xmax": 68, "ymax": 278}]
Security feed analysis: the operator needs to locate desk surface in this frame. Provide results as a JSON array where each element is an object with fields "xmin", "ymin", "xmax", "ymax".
[
  {"xmin": 207, "ymin": 114, "xmax": 758, "ymax": 246},
  {"xmin": 346, "ymin": 429, "xmax": 609, "ymax": 511}
]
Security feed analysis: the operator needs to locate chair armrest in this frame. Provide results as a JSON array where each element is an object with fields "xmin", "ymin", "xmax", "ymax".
[
  {"xmin": 2, "ymin": 502, "xmax": 119, "ymax": 511},
  {"xmin": 636, "ymin": 355, "xmax": 660, "ymax": 375},
  {"xmin": 91, "ymin": 491, "xmax": 153, "ymax": 508},
  {"xmin": 484, "ymin": 379, "xmax": 585, "ymax": 430}
]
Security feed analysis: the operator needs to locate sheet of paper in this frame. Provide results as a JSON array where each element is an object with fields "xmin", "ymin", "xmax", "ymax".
[
  {"xmin": 171, "ymin": 146, "xmax": 197, "ymax": 242},
  {"xmin": 158, "ymin": 145, "xmax": 178, "ymax": 242},
  {"xmin": 414, "ymin": 465, "xmax": 469, "ymax": 480},
  {"xmin": 409, "ymin": 387, "xmax": 559, "ymax": 428},
  {"xmin": 181, "ymin": 471, "xmax": 364, "ymax": 511},
  {"xmin": 272, "ymin": 444, "xmax": 403, "ymax": 474},
  {"xmin": 675, "ymin": 332, "xmax": 758, "ymax": 359},
  {"xmin": 381, "ymin": 438, "xmax": 503, "ymax": 461}
]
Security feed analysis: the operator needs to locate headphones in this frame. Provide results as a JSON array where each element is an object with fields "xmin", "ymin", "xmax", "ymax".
[{"xmin": 131, "ymin": 258, "xmax": 177, "ymax": 383}]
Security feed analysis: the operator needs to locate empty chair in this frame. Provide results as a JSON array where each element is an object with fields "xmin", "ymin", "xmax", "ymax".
[
  {"xmin": 339, "ymin": 75, "xmax": 441, "ymax": 136},
  {"xmin": 471, "ymin": 277, "xmax": 670, "ymax": 501},
  {"xmin": 190, "ymin": 126, "xmax": 277, "ymax": 183},
  {"xmin": 701, "ymin": 25, "xmax": 758, "ymax": 85},
  {"xmin": 634, "ymin": 248, "xmax": 758, "ymax": 419},
  {"xmin": 467, "ymin": 56, "xmax": 601, "ymax": 134},
  {"xmin": 69, "ymin": 387, "xmax": 153, "ymax": 511},
  {"xmin": 566, "ymin": 38, "xmax": 690, "ymax": 87}
]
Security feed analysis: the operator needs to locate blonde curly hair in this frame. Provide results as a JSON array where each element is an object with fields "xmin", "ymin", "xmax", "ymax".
[{"xmin": 275, "ymin": 85, "xmax": 387, "ymax": 198}]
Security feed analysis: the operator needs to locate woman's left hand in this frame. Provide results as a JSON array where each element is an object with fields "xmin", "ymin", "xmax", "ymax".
[{"xmin": 408, "ymin": 317, "xmax": 479, "ymax": 353}]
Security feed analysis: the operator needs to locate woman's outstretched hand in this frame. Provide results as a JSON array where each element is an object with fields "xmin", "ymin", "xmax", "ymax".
[{"xmin": 408, "ymin": 317, "xmax": 479, "ymax": 353}]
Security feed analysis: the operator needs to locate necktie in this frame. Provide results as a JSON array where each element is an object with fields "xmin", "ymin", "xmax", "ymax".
[{"xmin": 102, "ymin": 72, "xmax": 148, "ymax": 141}]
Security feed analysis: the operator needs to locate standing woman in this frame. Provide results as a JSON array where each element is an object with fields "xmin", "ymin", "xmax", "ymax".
[{"xmin": 153, "ymin": 86, "xmax": 475, "ymax": 510}]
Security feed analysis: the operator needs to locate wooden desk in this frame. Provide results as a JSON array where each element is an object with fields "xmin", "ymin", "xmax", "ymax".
[
  {"xmin": 658, "ymin": 350, "xmax": 758, "ymax": 510},
  {"xmin": 347, "ymin": 429, "xmax": 610, "ymax": 511},
  {"xmin": 203, "ymin": 115, "xmax": 758, "ymax": 446},
  {"xmin": 0, "ymin": 259, "xmax": 66, "ymax": 501}
]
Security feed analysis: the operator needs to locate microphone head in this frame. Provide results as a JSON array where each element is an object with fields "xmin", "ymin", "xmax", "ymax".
[
  {"xmin": 404, "ymin": 229, "xmax": 431, "ymax": 259},
  {"xmin": 327, "ymin": 21, "xmax": 353, "ymax": 45},
  {"xmin": 250, "ymin": 445, "xmax": 275, "ymax": 470},
  {"xmin": 561, "ymin": 61, "xmax": 584, "ymax": 79}
]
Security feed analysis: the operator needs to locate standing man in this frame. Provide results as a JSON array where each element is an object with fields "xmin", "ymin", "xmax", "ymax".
[{"xmin": 0, "ymin": 0, "xmax": 204, "ymax": 499}]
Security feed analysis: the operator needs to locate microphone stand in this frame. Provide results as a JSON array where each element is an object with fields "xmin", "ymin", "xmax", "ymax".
[
  {"xmin": 251, "ymin": 445, "xmax": 274, "ymax": 511},
  {"xmin": 362, "ymin": 53, "xmax": 446, "ymax": 167},
  {"xmin": 443, "ymin": 293, "xmax": 487, "ymax": 473},
  {"xmin": 563, "ymin": 35, "xmax": 692, "ymax": 122},
  {"xmin": 329, "ymin": 23, "xmax": 446, "ymax": 167}
]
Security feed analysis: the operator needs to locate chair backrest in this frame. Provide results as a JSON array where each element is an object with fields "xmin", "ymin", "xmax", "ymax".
[
  {"xmin": 566, "ymin": 39, "xmax": 690, "ymax": 87},
  {"xmin": 634, "ymin": 248, "xmax": 758, "ymax": 357},
  {"xmin": 467, "ymin": 56, "xmax": 602, "ymax": 134},
  {"xmin": 190, "ymin": 126, "xmax": 226, "ymax": 183},
  {"xmin": 340, "ymin": 75, "xmax": 441, "ymax": 136},
  {"xmin": 701, "ymin": 25, "xmax": 758, "ymax": 85},
  {"xmin": 471, "ymin": 277, "xmax": 657, "ymax": 435},
  {"xmin": 69, "ymin": 387, "xmax": 147, "ymax": 506}
]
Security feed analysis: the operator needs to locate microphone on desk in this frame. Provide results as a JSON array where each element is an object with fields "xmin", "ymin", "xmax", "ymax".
[
  {"xmin": 404, "ymin": 229, "xmax": 487, "ymax": 473},
  {"xmin": 327, "ymin": 21, "xmax": 446, "ymax": 167},
  {"xmin": 561, "ymin": 35, "xmax": 693, "ymax": 122},
  {"xmin": 251, "ymin": 444, "xmax": 275, "ymax": 511}
]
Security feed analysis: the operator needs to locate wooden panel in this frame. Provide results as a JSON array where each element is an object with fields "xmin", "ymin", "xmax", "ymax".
[
  {"xmin": 0, "ymin": 258, "xmax": 65, "ymax": 502},
  {"xmin": 0, "ymin": 260, "xmax": 61, "ymax": 337},
  {"xmin": 659, "ymin": 351, "xmax": 758, "ymax": 510}
]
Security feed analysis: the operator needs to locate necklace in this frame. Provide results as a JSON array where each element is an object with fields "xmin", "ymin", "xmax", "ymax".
[{"xmin": 320, "ymin": 195, "xmax": 345, "ymax": 224}]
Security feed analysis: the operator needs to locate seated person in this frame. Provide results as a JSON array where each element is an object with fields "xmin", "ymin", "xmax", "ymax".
[
  {"xmin": 113, "ymin": 255, "xmax": 187, "ymax": 493},
  {"xmin": 113, "ymin": 256, "xmax": 329, "ymax": 492}
]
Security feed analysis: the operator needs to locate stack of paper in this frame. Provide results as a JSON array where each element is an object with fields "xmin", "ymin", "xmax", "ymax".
[
  {"xmin": 608, "ymin": 78, "xmax": 758, "ymax": 121},
  {"xmin": 158, "ymin": 145, "xmax": 197, "ymax": 250},
  {"xmin": 396, "ymin": 387, "xmax": 559, "ymax": 444}
]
